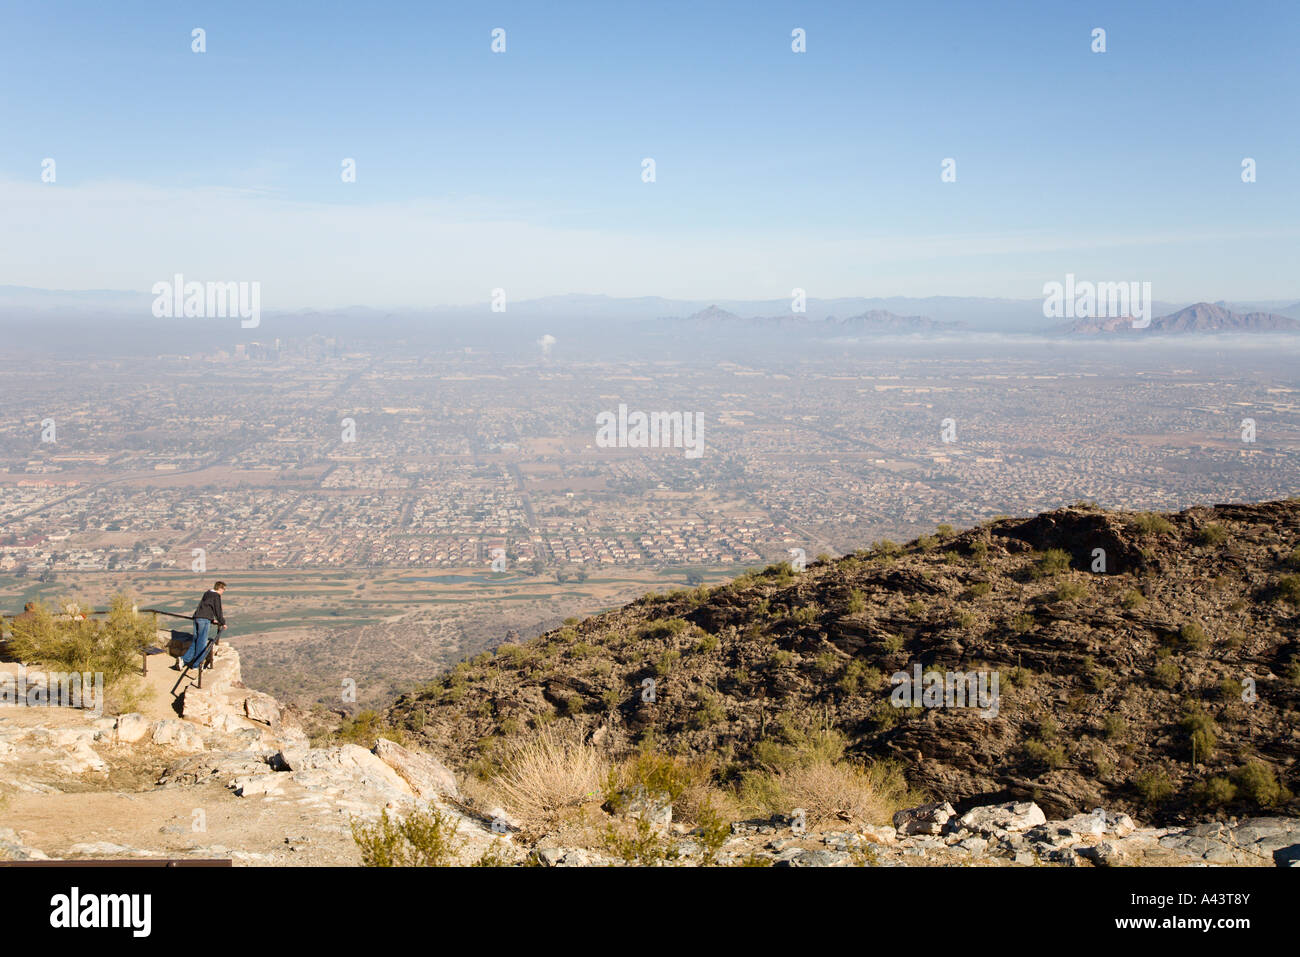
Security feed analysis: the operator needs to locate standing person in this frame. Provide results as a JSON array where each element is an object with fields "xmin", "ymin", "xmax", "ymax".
[{"xmin": 185, "ymin": 581, "xmax": 227, "ymax": 668}]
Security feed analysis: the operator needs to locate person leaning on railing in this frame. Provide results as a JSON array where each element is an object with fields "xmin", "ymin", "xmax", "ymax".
[{"xmin": 183, "ymin": 582, "xmax": 228, "ymax": 669}]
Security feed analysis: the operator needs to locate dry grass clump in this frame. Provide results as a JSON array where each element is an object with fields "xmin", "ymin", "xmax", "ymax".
[
  {"xmin": 743, "ymin": 757, "xmax": 921, "ymax": 827},
  {"xmin": 488, "ymin": 726, "xmax": 609, "ymax": 825}
]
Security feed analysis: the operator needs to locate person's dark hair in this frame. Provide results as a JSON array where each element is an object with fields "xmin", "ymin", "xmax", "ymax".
[{"xmin": 213, "ymin": 581, "xmax": 227, "ymax": 591}]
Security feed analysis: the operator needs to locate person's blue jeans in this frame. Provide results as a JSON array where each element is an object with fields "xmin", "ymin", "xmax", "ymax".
[{"xmin": 185, "ymin": 618, "xmax": 211, "ymax": 667}]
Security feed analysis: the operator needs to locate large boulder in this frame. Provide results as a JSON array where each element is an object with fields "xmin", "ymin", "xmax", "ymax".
[
  {"xmin": 114, "ymin": 713, "xmax": 149, "ymax": 744},
  {"xmin": 238, "ymin": 691, "xmax": 281, "ymax": 727},
  {"xmin": 892, "ymin": 801, "xmax": 956, "ymax": 836},
  {"xmin": 956, "ymin": 801, "xmax": 1046, "ymax": 836},
  {"xmin": 373, "ymin": 738, "xmax": 459, "ymax": 800},
  {"xmin": 289, "ymin": 744, "xmax": 414, "ymax": 802},
  {"xmin": 150, "ymin": 719, "xmax": 204, "ymax": 753}
]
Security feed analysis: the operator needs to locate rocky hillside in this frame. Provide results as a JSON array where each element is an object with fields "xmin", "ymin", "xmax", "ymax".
[{"xmin": 388, "ymin": 499, "xmax": 1300, "ymax": 826}]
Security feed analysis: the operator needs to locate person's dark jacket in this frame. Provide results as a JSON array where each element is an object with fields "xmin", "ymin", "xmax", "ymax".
[{"xmin": 193, "ymin": 590, "xmax": 226, "ymax": 627}]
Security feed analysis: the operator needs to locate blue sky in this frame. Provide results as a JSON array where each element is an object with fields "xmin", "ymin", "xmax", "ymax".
[{"xmin": 1, "ymin": 0, "xmax": 1297, "ymax": 307}]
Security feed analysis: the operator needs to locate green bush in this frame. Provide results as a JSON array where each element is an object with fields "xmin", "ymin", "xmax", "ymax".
[
  {"xmin": 1181, "ymin": 707, "xmax": 1218, "ymax": 761},
  {"xmin": 1121, "ymin": 589, "xmax": 1146, "ymax": 610},
  {"xmin": 654, "ymin": 649, "xmax": 680, "ymax": 676},
  {"xmin": 1055, "ymin": 580, "xmax": 1087, "ymax": 603},
  {"xmin": 1133, "ymin": 767, "xmax": 1174, "ymax": 804},
  {"xmin": 1103, "ymin": 714, "xmax": 1126, "ymax": 740},
  {"xmin": 1233, "ymin": 761, "xmax": 1290, "ymax": 807},
  {"xmin": 1277, "ymin": 575, "xmax": 1300, "ymax": 605},
  {"xmin": 1196, "ymin": 524, "xmax": 1228, "ymax": 545},
  {"xmin": 641, "ymin": 617, "xmax": 691, "ymax": 640},
  {"xmin": 1034, "ymin": 549, "xmax": 1072, "ymax": 578},
  {"xmin": 1153, "ymin": 658, "xmax": 1181, "ymax": 689},
  {"xmin": 837, "ymin": 660, "xmax": 882, "ymax": 696},
  {"xmin": 1179, "ymin": 622, "xmax": 1209, "ymax": 651},
  {"xmin": 1023, "ymin": 739, "xmax": 1067, "ymax": 769},
  {"xmin": 351, "ymin": 806, "xmax": 464, "ymax": 866},
  {"xmin": 5, "ymin": 593, "xmax": 154, "ymax": 706},
  {"xmin": 1193, "ymin": 776, "xmax": 1237, "ymax": 807},
  {"xmin": 1129, "ymin": 512, "xmax": 1174, "ymax": 536}
]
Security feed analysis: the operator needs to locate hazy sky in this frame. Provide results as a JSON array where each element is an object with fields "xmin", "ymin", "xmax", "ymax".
[{"xmin": 1, "ymin": 0, "xmax": 1297, "ymax": 307}]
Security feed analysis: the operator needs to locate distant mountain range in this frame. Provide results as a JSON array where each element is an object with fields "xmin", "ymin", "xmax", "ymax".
[
  {"xmin": 2, "ymin": 285, "xmax": 1298, "ymax": 339},
  {"xmin": 682, "ymin": 305, "xmax": 960, "ymax": 334},
  {"xmin": 1065, "ymin": 301, "xmax": 1300, "ymax": 336}
]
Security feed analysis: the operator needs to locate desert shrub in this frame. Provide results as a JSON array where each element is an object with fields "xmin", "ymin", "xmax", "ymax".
[
  {"xmin": 496, "ymin": 643, "xmax": 526, "ymax": 664},
  {"xmin": 1055, "ymin": 580, "xmax": 1087, "ymax": 603},
  {"xmin": 791, "ymin": 604, "xmax": 820, "ymax": 625},
  {"xmin": 1103, "ymin": 714, "xmax": 1127, "ymax": 740},
  {"xmin": 691, "ymin": 691, "xmax": 726, "ymax": 730},
  {"xmin": 336, "ymin": 710, "xmax": 408, "ymax": 748},
  {"xmin": 765, "ymin": 758, "xmax": 919, "ymax": 827},
  {"xmin": 1182, "ymin": 706, "xmax": 1218, "ymax": 761},
  {"xmin": 1133, "ymin": 767, "xmax": 1174, "ymax": 804},
  {"xmin": 1277, "ymin": 575, "xmax": 1300, "ymax": 605},
  {"xmin": 837, "ymin": 659, "xmax": 882, "ymax": 696},
  {"xmin": 769, "ymin": 649, "xmax": 795, "ymax": 668},
  {"xmin": 1197, "ymin": 524, "xmax": 1228, "ymax": 545},
  {"xmin": 1193, "ymin": 776, "xmax": 1237, "ymax": 807},
  {"xmin": 693, "ymin": 798, "xmax": 734, "ymax": 866},
  {"xmin": 846, "ymin": 590, "xmax": 866, "ymax": 615},
  {"xmin": 1034, "ymin": 548, "xmax": 1072, "ymax": 578},
  {"xmin": 654, "ymin": 649, "xmax": 681, "ymax": 676},
  {"xmin": 1233, "ymin": 761, "xmax": 1290, "ymax": 807},
  {"xmin": 602, "ymin": 815, "xmax": 678, "ymax": 865},
  {"xmin": 1153, "ymin": 658, "xmax": 1181, "ymax": 689},
  {"xmin": 1023, "ymin": 738, "xmax": 1067, "ymax": 769},
  {"xmin": 1129, "ymin": 512, "xmax": 1174, "ymax": 536},
  {"xmin": 692, "ymin": 633, "xmax": 719, "ymax": 653},
  {"xmin": 1121, "ymin": 589, "xmax": 1146, "ymax": 610},
  {"xmin": 489, "ymin": 727, "xmax": 609, "ymax": 825},
  {"xmin": 604, "ymin": 750, "xmax": 724, "ymax": 836},
  {"xmin": 1179, "ymin": 622, "xmax": 1210, "ymax": 652},
  {"xmin": 1011, "ymin": 613, "xmax": 1035, "ymax": 635},
  {"xmin": 351, "ymin": 806, "xmax": 464, "ymax": 867},
  {"xmin": 1219, "ymin": 676, "xmax": 1245, "ymax": 701},
  {"xmin": 968, "ymin": 581, "xmax": 992, "ymax": 598},
  {"xmin": 641, "ymin": 617, "xmax": 691, "ymax": 640},
  {"xmin": 6, "ymin": 594, "xmax": 154, "ymax": 709},
  {"xmin": 814, "ymin": 652, "xmax": 839, "ymax": 674},
  {"xmin": 750, "ymin": 717, "xmax": 846, "ymax": 773}
]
